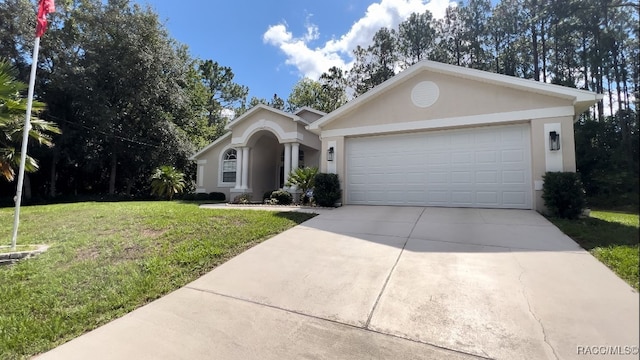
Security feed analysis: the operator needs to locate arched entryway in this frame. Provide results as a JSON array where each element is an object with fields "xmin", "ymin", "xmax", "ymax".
[
  {"xmin": 231, "ymin": 128, "xmax": 321, "ymax": 202},
  {"xmin": 249, "ymin": 131, "xmax": 280, "ymax": 199}
]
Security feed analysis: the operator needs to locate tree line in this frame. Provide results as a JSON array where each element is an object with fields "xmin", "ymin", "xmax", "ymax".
[
  {"xmin": 0, "ymin": 0, "xmax": 637, "ymax": 204},
  {"xmin": 0, "ymin": 0, "xmax": 248, "ymax": 199},
  {"xmin": 288, "ymin": 0, "xmax": 638, "ymax": 116}
]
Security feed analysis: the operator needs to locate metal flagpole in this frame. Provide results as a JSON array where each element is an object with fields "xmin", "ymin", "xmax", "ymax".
[{"xmin": 10, "ymin": 36, "xmax": 40, "ymax": 251}]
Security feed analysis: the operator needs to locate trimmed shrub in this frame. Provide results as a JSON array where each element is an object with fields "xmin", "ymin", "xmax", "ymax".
[
  {"xmin": 209, "ymin": 192, "xmax": 226, "ymax": 201},
  {"xmin": 270, "ymin": 190, "xmax": 292, "ymax": 205},
  {"xmin": 542, "ymin": 172, "xmax": 586, "ymax": 219},
  {"xmin": 180, "ymin": 193, "xmax": 196, "ymax": 200},
  {"xmin": 194, "ymin": 193, "xmax": 210, "ymax": 201},
  {"xmin": 314, "ymin": 173, "xmax": 341, "ymax": 207},
  {"xmin": 263, "ymin": 190, "xmax": 277, "ymax": 201},
  {"xmin": 233, "ymin": 193, "xmax": 251, "ymax": 204},
  {"xmin": 180, "ymin": 192, "xmax": 225, "ymax": 201}
]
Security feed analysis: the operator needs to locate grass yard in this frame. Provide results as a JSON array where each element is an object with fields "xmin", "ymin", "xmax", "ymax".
[
  {"xmin": 0, "ymin": 201, "xmax": 315, "ymax": 359},
  {"xmin": 549, "ymin": 210, "xmax": 639, "ymax": 290}
]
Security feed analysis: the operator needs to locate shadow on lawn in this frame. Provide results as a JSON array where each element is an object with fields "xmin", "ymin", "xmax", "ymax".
[
  {"xmin": 550, "ymin": 216, "xmax": 639, "ymax": 250},
  {"xmin": 274, "ymin": 211, "xmax": 317, "ymax": 225}
]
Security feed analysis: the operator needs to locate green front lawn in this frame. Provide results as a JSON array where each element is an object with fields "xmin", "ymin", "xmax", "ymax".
[
  {"xmin": 0, "ymin": 201, "xmax": 315, "ymax": 359},
  {"xmin": 548, "ymin": 210, "xmax": 639, "ymax": 290}
]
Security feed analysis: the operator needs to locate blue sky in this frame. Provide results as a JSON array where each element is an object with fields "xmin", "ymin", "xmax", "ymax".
[{"xmin": 134, "ymin": 0, "xmax": 454, "ymax": 102}]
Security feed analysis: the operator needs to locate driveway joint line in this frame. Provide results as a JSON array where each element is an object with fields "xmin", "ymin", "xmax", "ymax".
[
  {"xmin": 364, "ymin": 208, "xmax": 427, "ymax": 330},
  {"xmin": 479, "ymin": 209, "xmax": 489, "ymax": 224},
  {"xmin": 512, "ymin": 251, "xmax": 560, "ymax": 360},
  {"xmin": 184, "ymin": 286, "xmax": 365, "ymax": 330},
  {"xmin": 183, "ymin": 285, "xmax": 491, "ymax": 359},
  {"xmin": 365, "ymin": 328, "xmax": 494, "ymax": 359}
]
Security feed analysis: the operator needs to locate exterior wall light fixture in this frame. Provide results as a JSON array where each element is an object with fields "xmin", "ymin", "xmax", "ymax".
[
  {"xmin": 549, "ymin": 131, "xmax": 560, "ymax": 151},
  {"xmin": 327, "ymin": 147, "xmax": 335, "ymax": 161}
]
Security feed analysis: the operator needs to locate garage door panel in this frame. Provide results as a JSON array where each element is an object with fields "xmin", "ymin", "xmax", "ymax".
[
  {"xmin": 426, "ymin": 152, "xmax": 450, "ymax": 165},
  {"xmin": 387, "ymin": 190, "xmax": 405, "ymax": 200},
  {"xmin": 349, "ymin": 174, "xmax": 367, "ymax": 185},
  {"xmin": 451, "ymin": 171, "xmax": 472, "ymax": 184},
  {"xmin": 366, "ymin": 191, "xmax": 386, "ymax": 202},
  {"xmin": 475, "ymin": 131, "xmax": 500, "ymax": 144},
  {"xmin": 451, "ymin": 152, "xmax": 473, "ymax": 165},
  {"xmin": 451, "ymin": 191, "xmax": 474, "ymax": 204},
  {"xmin": 502, "ymin": 170, "xmax": 526, "ymax": 184},
  {"xmin": 475, "ymin": 171, "xmax": 498, "ymax": 184},
  {"xmin": 476, "ymin": 191, "xmax": 499, "ymax": 205},
  {"xmin": 427, "ymin": 171, "xmax": 449, "ymax": 184},
  {"xmin": 502, "ymin": 149, "xmax": 525, "ymax": 163},
  {"xmin": 386, "ymin": 154, "xmax": 405, "ymax": 164},
  {"xmin": 349, "ymin": 157, "xmax": 368, "ymax": 168},
  {"xmin": 406, "ymin": 191, "xmax": 427, "ymax": 204},
  {"xmin": 425, "ymin": 134, "xmax": 449, "ymax": 149},
  {"xmin": 402, "ymin": 153, "xmax": 422, "ymax": 165},
  {"xmin": 386, "ymin": 174, "xmax": 405, "ymax": 185},
  {"xmin": 346, "ymin": 124, "xmax": 532, "ymax": 209},
  {"xmin": 427, "ymin": 190, "xmax": 450, "ymax": 204},
  {"xmin": 368, "ymin": 173, "xmax": 386, "ymax": 185},
  {"xmin": 349, "ymin": 191, "xmax": 366, "ymax": 202},
  {"xmin": 450, "ymin": 132, "xmax": 474, "ymax": 146},
  {"xmin": 501, "ymin": 127, "xmax": 527, "ymax": 142},
  {"xmin": 502, "ymin": 191, "xmax": 527, "ymax": 207},
  {"xmin": 476, "ymin": 151, "xmax": 498, "ymax": 164},
  {"xmin": 406, "ymin": 172, "xmax": 425, "ymax": 184}
]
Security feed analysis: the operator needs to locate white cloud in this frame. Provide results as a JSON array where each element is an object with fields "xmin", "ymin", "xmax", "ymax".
[
  {"xmin": 263, "ymin": 24, "xmax": 345, "ymax": 79},
  {"xmin": 263, "ymin": 0, "xmax": 455, "ymax": 79},
  {"xmin": 303, "ymin": 14, "xmax": 320, "ymax": 42}
]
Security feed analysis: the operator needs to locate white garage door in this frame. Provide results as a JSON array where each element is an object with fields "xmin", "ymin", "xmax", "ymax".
[{"xmin": 346, "ymin": 124, "xmax": 532, "ymax": 209}]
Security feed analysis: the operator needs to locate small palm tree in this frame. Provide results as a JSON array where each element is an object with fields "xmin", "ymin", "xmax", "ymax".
[
  {"xmin": 0, "ymin": 60, "xmax": 60, "ymax": 181},
  {"xmin": 150, "ymin": 165, "xmax": 186, "ymax": 200},
  {"xmin": 286, "ymin": 166, "xmax": 318, "ymax": 204}
]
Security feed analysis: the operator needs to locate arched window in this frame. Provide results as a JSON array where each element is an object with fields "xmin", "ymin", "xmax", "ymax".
[{"xmin": 222, "ymin": 149, "xmax": 237, "ymax": 183}]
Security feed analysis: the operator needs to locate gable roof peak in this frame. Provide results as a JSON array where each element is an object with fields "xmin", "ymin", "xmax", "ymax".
[{"xmin": 225, "ymin": 104, "xmax": 302, "ymax": 131}]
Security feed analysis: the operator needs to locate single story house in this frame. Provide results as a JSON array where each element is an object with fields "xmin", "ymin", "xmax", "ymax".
[{"xmin": 190, "ymin": 60, "xmax": 601, "ymax": 211}]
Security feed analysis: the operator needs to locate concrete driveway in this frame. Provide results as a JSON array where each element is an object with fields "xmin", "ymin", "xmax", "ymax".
[{"xmin": 38, "ymin": 206, "xmax": 639, "ymax": 360}]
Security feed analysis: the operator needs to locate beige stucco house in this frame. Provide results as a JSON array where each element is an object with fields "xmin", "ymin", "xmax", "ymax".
[
  {"xmin": 189, "ymin": 105, "xmax": 324, "ymax": 201},
  {"xmin": 190, "ymin": 60, "xmax": 601, "ymax": 211}
]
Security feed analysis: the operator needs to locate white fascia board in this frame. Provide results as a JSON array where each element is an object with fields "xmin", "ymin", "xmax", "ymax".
[
  {"xmin": 293, "ymin": 117, "xmax": 312, "ymax": 125},
  {"xmin": 189, "ymin": 132, "xmax": 231, "ymax": 160},
  {"xmin": 294, "ymin": 107, "xmax": 327, "ymax": 125},
  {"xmin": 294, "ymin": 106, "xmax": 327, "ymax": 117},
  {"xmin": 320, "ymin": 106, "xmax": 574, "ymax": 138},
  {"xmin": 573, "ymin": 93, "xmax": 604, "ymax": 118},
  {"xmin": 305, "ymin": 124, "xmax": 322, "ymax": 135},
  {"xmin": 423, "ymin": 61, "xmax": 597, "ymax": 100}
]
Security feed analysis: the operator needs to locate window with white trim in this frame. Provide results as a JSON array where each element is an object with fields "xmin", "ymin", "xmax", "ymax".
[{"xmin": 222, "ymin": 149, "xmax": 237, "ymax": 183}]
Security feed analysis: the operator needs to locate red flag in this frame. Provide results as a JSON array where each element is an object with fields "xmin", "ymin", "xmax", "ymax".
[{"xmin": 35, "ymin": 0, "xmax": 55, "ymax": 38}]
